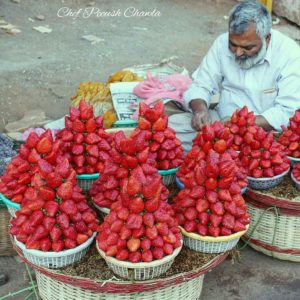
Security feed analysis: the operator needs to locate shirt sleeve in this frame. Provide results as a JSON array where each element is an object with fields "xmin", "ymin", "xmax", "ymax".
[
  {"xmin": 184, "ymin": 36, "xmax": 223, "ymax": 109},
  {"xmin": 261, "ymin": 55, "xmax": 300, "ymax": 131}
]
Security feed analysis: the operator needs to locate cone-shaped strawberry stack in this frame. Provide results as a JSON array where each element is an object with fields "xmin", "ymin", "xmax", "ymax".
[
  {"xmin": 0, "ymin": 130, "xmax": 61, "ymax": 203},
  {"xmin": 277, "ymin": 109, "xmax": 300, "ymax": 158},
  {"xmin": 9, "ymin": 153, "xmax": 98, "ymax": 251},
  {"xmin": 177, "ymin": 122, "xmax": 247, "ymax": 191},
  {"xmin": 96, "ymin": 134, "xmax": 181, "ymax": 263},
  {"xmin": 56, "ymin": 99, "xmax": 114, "ymax": 174},
  {"xmin": 135, "ymin": 101, "xmax": 184, "ymax": 169},
  {"xmin": 239, "ymin": 131, "xmax": 290, "ymax": 178},
  {"xmin": 224, "ymin": 106, "xmax": 258, "ymax": 151},
  {"xmin": 91, "ymin": 130, "xmax": 169, "ymax": 209},
  {"xmin": 173, "ymin": 149, "xmax": 250, "ymax": 237}
]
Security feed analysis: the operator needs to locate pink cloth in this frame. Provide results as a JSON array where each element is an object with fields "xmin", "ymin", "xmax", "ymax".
[{"xmin": 132, "ymin": 72, "xmax": 192, "ymax": 119}]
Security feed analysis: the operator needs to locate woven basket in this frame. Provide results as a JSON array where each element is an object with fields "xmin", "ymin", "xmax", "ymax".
[
  {"xmin": 291, "ymin": 173, "xmax": 300, "ymax": 190},
  {"xmin": 243, "ymin": 192, "xmax": 300, "ymax": 262},
  {"xmin": 247, "ymin": 168, "xmax": 289, "ymax": 190},
  {"xmin": 0, "ymin": 202, "xmax": 15, "ymax": 256},
  {"xmin": 97, "ymin": 242, "xmax": 182, "ymax": 281},
  {"xmin": 77, "ymin": 173, "xmax": 100, "ymax": 192},
  {"xmin": 14, "ymin": 240, "xmax": 228, "ymax": 300},
  {"xmin": 180, "ymin": 226, "xmax": 248, "ymax": 253},
  {"xmin": 0, "ymin": 193, "xmax": 20, "ymax": 218},
  {"xmin": 35, "ymin": 270, "xmax": 203, "ymax": 300},
  {"xmin": 14, "ymin": 233, "xmax": 96, "ymax": 268}
]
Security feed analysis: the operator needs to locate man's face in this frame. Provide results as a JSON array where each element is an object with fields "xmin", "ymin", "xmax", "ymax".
[{"xmin": 229, "ymin": 24, "xmax": 269, "ymax": 69}]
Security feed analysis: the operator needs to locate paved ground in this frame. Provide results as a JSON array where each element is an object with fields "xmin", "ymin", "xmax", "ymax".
[{"xmin": 0, "ymin": 0, "xmax": 300, "ymax": 299}]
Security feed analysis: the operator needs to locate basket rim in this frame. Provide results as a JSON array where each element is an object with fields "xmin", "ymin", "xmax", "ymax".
[
  {"xmin": 158, "ymin": 168, "xmax": 178, "ymax": 175},
  {"xmin": 76, "ymin": 173, "xmax": 100, "ymax": 180},
  {"xmin": 0, "ymin": 193, "xmax": 20, "ymax": 209},
  {"xmin": 287, "ymin": 156, "xmax": 300, "ymax": 162},
  {"xmin": 96, "ymin": 240, "xmax": 182, "ymax": 268},
  {"xmin": 247, "ymin": 168, "xmax": 290, "ymax": 182},
  {"xmin": 180, "ymin": 225, "xmax": 249, "ymax": 242},
  {"xmin": 14, "ymin": 232, "xmax": 96, "ymax": 257}
]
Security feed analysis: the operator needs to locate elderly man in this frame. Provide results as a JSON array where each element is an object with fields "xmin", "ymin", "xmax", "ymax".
[{"xmin": 169, "ymin": 0, "xmax": 300, "ymax": 152}]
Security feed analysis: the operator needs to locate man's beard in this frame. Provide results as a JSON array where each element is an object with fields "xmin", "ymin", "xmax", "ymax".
[{"xmin": 235, "ymin": 39, "xmax": 267, "ymax": 70}]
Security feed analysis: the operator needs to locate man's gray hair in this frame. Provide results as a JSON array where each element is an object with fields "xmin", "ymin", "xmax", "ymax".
[{"xmin": 229, "ymin": 1, "xmax": 272, "ymax": 39}]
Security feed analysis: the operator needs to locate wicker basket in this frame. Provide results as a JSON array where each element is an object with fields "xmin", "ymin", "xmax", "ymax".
[
  {"xmin": 0, "ymin": 193, "xmax": 20, "ymax": 218},
  {"xmin": 180, "ymin": 226, "xmax": 248, "ymax": 253},
  {"xmin": 291, "ymin": 173, "xmax": 300, "ymax": 190},
  {"xmin": 97, "ymin": 242, "xmax": 182, "ymax": 281},
  {"xmin": 0, "ymin": 201, "xmax": 15, "ymax": 256},
  {"xmin": 14, "ymin": 240, "xmax": 228, "ymax": 300},
  {"xmin": 77, "ymin": 173, "xmax": 100, "ymax": 192},
  {"xmin": 14, "ymin": 233, "xmax": 96, "ymax": 268},
  {"xmin": 36, "ymin": 270, "xmax": 203, "ymax": 300},
  {"xmin": 243, "ymin": 192, "xmax": 300, "ymax": 262},
  {"xmin": 247, "ymin": 168, "xmax": 289, "ymax": 190}
]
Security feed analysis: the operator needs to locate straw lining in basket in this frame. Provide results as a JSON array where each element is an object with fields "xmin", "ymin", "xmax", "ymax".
[
  {"xmin": 97, "ymin": 241, "xmax": 182, "ymax": 281},
  {"xmin": 14, "ymin": 233, "xmax": 96, "ymax": 268},
  {"xmin": 36, "ymin": 270, "xmax": 204, "ymax": 300},
  {"xmin": 0, "ymin": 207, "xmax": 15, "ymax": 256}
]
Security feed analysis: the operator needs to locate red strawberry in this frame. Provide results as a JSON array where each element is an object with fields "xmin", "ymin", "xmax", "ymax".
[
  {"xmin": 52, "ymin": 240, "xmax": 64, "ymax": 252},
  {"xmin": 57, "ymin": 182, "xmax": 73, "ymax": 200},
  {"xmin": 56, "ymin": 213, "xmax": 70, "ymax": 229},
  {"xmin": 36, "ymin": 137, "xmax": 52, "ymax": 154}
]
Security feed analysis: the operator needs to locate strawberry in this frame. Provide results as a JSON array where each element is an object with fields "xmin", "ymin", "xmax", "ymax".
[
  {"xmin": 116, "ymin": 249, "xmax": 129, "ymax": 261},
  {"xmin": 127, "ymin": 238, "xmax": 141, "ymax": 252},
  {"xmin": 57, "ymin": 182, "xmax": 73, "ymax": 200},
  {"xmin": 52, "ymin": 240, "xmax": 64, "ymax": 252},
  {"xmin": 36, "ymin": 137, "xmax": 52, "ymax": 154},
  {"xmin": 77, "ymin": 233, "xmax": 89, "ymax": 245},
  {"xmin": 197, "ymin": 224, "xmax": 208, "ymax": 236},
  {"xmin": 56, "ymin": 213, "xmax": 70, "ymax": 229},
  {"xmin": 128, "ymin": 251, "xmax": 142, "ymax": 263},
  {"xmin": 208, "ymin": 225, "xmax": 220, "ymax": 237},
  {"xmin": 196, "ymin": 199, "xmax": 210, "ymax": 213}
]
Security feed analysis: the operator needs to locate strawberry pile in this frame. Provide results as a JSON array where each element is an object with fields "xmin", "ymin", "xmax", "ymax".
[
  {"xmin": 136, "ymin": 101, "xmax": 183, "ymax": 170},
  {"xmin": 177, "ymin": 122, "xmax": 247, "ymax": 190},
  {"xmin": 0, "ymin": 130, "xmax": 61, "ymax": 203},
  {"xmin": 239, "ymin": 131, "xmax": 290, "ymax": 178},
  {"xmin": 91, "ymin": 131, "xmax": 168, "ymax": 209},
  {"xmin": 173, "ymin": 149, "xmax": 250, "ymax": 237},
  {"xmin": 96, "ymin": 134, "xmax": 181, "ymax": 263},
  {"xmin": 292, "ymin": 163, "xmax": 300, "ymax": 181},
  {"xmin": 224, "ymin": 106, "xmax": 257, "ymax": 151},
  {"xmin": 56, "ymin": 100, "xmax": 114, "ymax": 174},
  {"xmin": 9, "ymin": 156, "xmax": 98, "ymax": 251},
  {"xmin": 277, "ymin": 109, "xmax": 300, "ymax": 158}
]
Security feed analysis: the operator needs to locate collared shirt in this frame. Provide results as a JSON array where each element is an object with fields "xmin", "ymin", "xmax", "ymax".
[{"xmin": 184, "ymin": 29, "xmax": 300, "ymax": 130}]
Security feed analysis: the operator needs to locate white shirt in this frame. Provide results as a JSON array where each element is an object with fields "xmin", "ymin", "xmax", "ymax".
[{"xmin": 184, "ymin": 29, "xmax": 300, "ymax": 130}]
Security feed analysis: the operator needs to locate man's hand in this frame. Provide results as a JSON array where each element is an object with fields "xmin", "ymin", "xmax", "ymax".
[
  {"xmin": 190, "ymin": 99, "xmax": 211, "ymax": 131},
  {"xmin": 256, "ymin": 115, "xmax": 273, "ymax": 131},
  {"xmin": 192, "ymin": 110, "xmax": 211, "ymax": 131}
]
